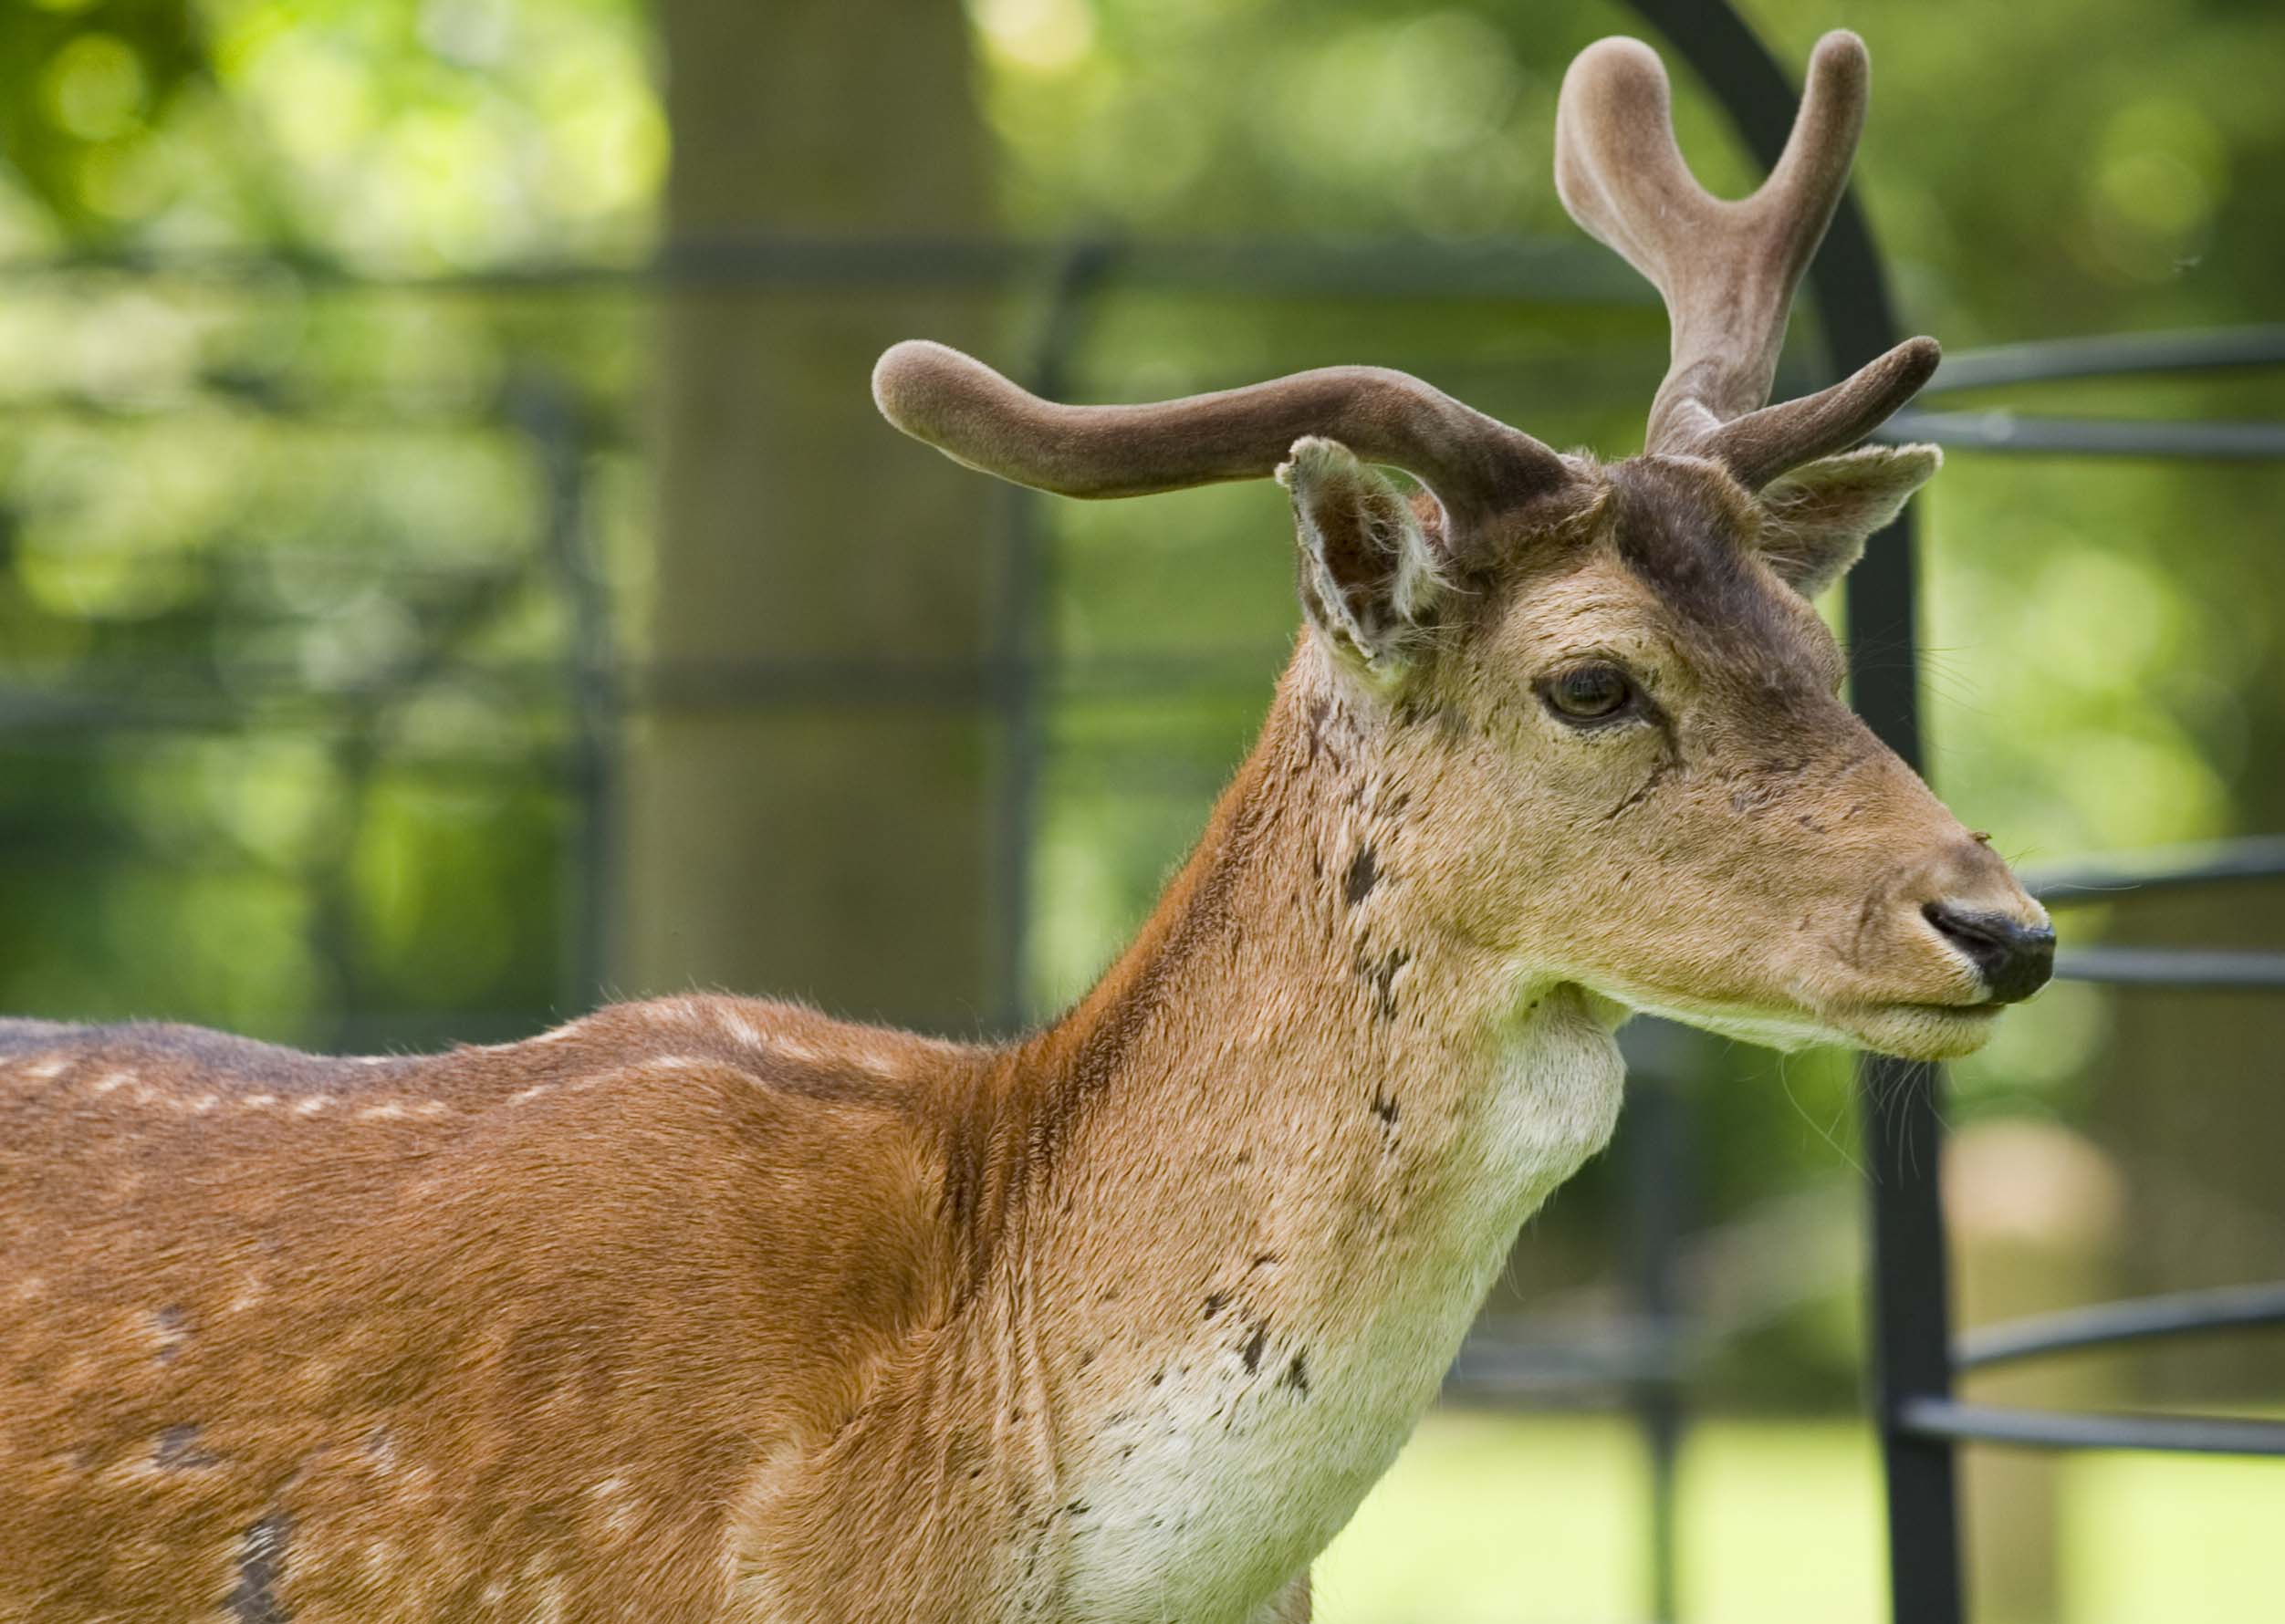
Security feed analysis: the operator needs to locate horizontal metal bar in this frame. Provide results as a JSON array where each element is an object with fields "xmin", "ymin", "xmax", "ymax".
[
  {"xmin": 1924, "ymin": 327, "xmax": 2285, "ymax": 394},
  {"xmin": 1959, "ymin": 1284, "xmax": 2285, "ymax": 1372},
  {"xmin": 2026, "ymin": 834, "xmax": 2285, "ymax": 904},
  {"xmin": 1445, "ymin": 1327, "xmax": 1695, "ymax": 1395},
  {"xmin": 0, "ymin": 234, "xmax": 1650, "ymax": 307},
  {"xmin": 1896, "ymin": 1398, "xmax": 2285, "ymax": 1456},
  {"xmin": 1878, "ymin": 409, "xmax": 2285, "ymax": 461},
  {"xmin": 2053, "ymin": 946, "xmax": 2285, "ymax": 991},
  {"xmin": 0, "ymin": 651, "xmax": 1294, "ymax": 734}
]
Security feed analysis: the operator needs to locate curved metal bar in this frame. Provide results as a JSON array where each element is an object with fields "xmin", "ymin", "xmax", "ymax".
[
  {"xmin": 1897, "ymin": 1398, "xmax": 2285, "ymax": 1457},
  {"xmin": 1958, "ymin": 1284, "xmax": 2285, "ymax": 1372},
  {"xmin": 1608, "ymin": 12, "xmax": 1954, "ymax": 1618},
  {"xmin": 1881, "ymin": 408, "xmax": 2285, "ymax": 461},
  {"xmin": 2026, "ymin": 834, "xmax": 2285, "ymax": 904},
  {"xmin": 1923, "ymin": 326, "xmax": 2285, "ymax": 393},
  {"xmin": 2055, "ymin": 946, "xmax": 2285, "ymax": 991}
]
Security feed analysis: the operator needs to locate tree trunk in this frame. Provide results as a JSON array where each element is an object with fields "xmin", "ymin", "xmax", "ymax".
[{"xmin": 634, "ymin": 0, "xmax": 1002, "ymax": 1030}]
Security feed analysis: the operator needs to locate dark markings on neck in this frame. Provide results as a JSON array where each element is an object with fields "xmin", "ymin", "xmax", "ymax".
[
  {"xmin": 1280, "ymin": 1351, "xmax": 1310, "ymax": 1395},
  {"xmin": 1304, "ymin": 693, "xmax": 1335, "ymax": 767},
  {"xmin": 1357, "ymin": 948, "xmax": 1410, "ymax": 1020},
  {"xmin": 1342, "ymin": 846, "xmax": 1380, "ymax": 909}
]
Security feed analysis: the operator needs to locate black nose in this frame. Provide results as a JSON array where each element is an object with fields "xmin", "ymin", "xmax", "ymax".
[{"xmin": 1922, "ymin": 902, "xmax": 2055, "ymax": 1004}]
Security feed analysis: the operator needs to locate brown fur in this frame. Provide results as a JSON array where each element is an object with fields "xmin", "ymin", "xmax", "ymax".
[{"xmin": 1, "ymin": 1002, "xmax": 972, "ymax": 1620}]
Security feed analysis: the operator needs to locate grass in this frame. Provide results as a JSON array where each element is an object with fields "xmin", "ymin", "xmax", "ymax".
[{"xmin": 1309, "ymin": 1408, "xmax": 2285, "ymax": 1623}]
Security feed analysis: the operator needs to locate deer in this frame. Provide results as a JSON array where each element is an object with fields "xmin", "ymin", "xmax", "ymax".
[{"xmin": 0, "ymin": 30, "xmax": 2051, "ymax": 1624}]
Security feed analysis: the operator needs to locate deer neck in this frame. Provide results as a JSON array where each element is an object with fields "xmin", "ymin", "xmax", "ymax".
[{"xmin": 968, "ymin": 641, "xmax": 1629, "ymax": 1618}]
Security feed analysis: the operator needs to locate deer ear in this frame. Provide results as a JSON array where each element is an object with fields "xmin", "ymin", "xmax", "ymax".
[
  {"xmin": 1753, "ymin": 443, "xmax": 1940, "ymax": 597},
  {"xmin": 1279, "ymin": 436, "xmax": 1449, "ymax": 678}
]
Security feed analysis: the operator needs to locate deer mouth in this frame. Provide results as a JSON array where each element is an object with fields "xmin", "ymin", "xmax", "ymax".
[{"xmin": 1834, "ymin": 998, "xmax": 2003, "ymax": 1061}]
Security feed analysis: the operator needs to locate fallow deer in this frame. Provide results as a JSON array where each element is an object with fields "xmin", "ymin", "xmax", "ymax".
[{"xmin": 0, "ymin": 31, "xmax": 2051, "ymax": 1624}]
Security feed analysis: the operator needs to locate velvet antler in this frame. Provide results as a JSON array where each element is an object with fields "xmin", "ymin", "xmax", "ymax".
[
  {"xmin": 871, "ymin": 340, "xmax": 1573, "ymax": 538},
  {"xmin": 1555, "ymin": 30, "xmax": 1938, "ymax": 489}
]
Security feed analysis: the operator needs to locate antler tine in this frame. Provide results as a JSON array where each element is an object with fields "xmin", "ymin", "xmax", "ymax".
[
  {"xmin": 1556, "ymin": 31, "xmax": 1935, "ymax": 486},
  {"xmin": 872, "ymin": 340, "xmax": 1571, "ymax": 536}
]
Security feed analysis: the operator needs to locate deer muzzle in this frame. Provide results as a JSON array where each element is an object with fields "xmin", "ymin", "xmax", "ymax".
[{"xmin": 1816, "ymin": 832, "xmax": 2052, "ymax": 1057}]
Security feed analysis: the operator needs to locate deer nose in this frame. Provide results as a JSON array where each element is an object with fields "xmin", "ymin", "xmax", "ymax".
[{"xmin": 1922, "ymin": 901, "xmax": 2055, "ymax": 1004}]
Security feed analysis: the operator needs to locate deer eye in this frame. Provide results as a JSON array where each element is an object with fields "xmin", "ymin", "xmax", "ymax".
[{"xmin": 1541, "ymin": 663, "xmax": 1635, "ymax": 726}]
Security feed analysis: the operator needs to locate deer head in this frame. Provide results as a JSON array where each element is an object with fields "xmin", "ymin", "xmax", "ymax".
[{"xmin": 874, "ymin": 30, "xmax": 2051, "ymax": 1061}]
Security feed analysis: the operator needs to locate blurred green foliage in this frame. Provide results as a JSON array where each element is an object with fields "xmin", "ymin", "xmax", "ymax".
[
  {"xmin": 0, "ymin": 0, "xmax": 659, "ymax": 261},
  {"xmin": 0, "ymin": 0, "xmax": 2277, "ymax": 1427},
  {"xmin": 0, "ymin": 0, "xmax": 660, "ymax": 1046}
]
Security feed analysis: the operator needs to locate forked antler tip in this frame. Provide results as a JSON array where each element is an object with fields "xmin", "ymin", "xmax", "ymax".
[
  {"xmin": 1561, "ymin": 34, "xmax": 1665, "ymax": 91},
  {"xmin": 1556, "ymin": 28, "xmax": 1917, "ymax": 474},
  {"xmin": 1553, "ymin": 36, "xmax": 1674, "ymax": 160},
  {"xmin": 1552, "ymin": 37, "xmax": 1692, "ymax": 268},
  {"xmin": 1778, "ymin": 31, "xmax": 1870, "ymax": 183}
]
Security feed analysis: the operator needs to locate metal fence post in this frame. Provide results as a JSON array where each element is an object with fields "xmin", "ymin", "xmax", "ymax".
[
  {"xmin": 988, "ymin": 240, "xmax": 1117, "ymax": 1034},
  {"xmin": 513, "ymin": 372, "xmax": 615, "ymax": 1015},
  {"xmin": 1622, "ymin": 1065, "xmax": 1690, "ymax": 1623},
  {"xmin": 1623, "ymin": 5, "xmax": 1967, "ymax": 1619}
]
